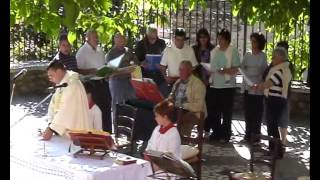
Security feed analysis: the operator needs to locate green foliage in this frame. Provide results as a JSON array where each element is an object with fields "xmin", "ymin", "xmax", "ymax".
[
  {"xmin": 10, "ymin": 0, "xmax": 210, "ymax": 41},
  {"xmin": 10, "ymin": 0, "xmax": 310, "ymax": 80},
  {"xmin": 265, "ymin": 31, "xmax": 309, "ymax": 80},
  {"xmin": 67, "ymin": 31, "xmax": 77, "ymax": 45},
  {"xmin": 263, "ymin": 14, "xmax": 309, "ymax": 80},
  {"xmin": 232, "ymin": 0, "xmax": 309, "ymax": 80},
  {"xmin": 232, "ymin": 0, "xmax": 309, "ymax": 27},
  {"xmin": 288, "ymin": 29, "xmax": 309, "ymax": 80}
]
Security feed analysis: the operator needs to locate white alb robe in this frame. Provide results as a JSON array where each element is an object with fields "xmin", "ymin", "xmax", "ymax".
[
  {"xmin": 146, "ymin": 125, "xmax": 181, "ymax": 158},
  {"xmin": 89, "ymin": 104, "xmax": 103, "ymax": 130},
  {"xmin": 48, "ymin": 71, "xmax": 92, "ymax": 136}
]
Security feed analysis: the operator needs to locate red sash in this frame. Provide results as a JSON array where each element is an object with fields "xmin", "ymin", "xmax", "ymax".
[{"xmin": 89, "ymin": 101, "xmax": 95, "ymax": 109}]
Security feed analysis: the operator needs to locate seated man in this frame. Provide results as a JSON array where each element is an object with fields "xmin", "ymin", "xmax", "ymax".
[
  {"xmin": 42, "ymin": 60, "xmax": 91, "ymax": 140},
  {"xmin": 169, "ymin": 61, "xmax": 207, "ymax": 118}
]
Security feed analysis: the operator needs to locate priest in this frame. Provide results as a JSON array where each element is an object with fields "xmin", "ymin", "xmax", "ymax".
[{"xmin": 42, "ymin": 60, "xmax": 92, "ymax": 140}]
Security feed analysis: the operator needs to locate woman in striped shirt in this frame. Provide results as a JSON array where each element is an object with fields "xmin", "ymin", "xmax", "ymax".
[{"xmin": 252, "ymin": 47, "xmax": 292, "ymax": 154}]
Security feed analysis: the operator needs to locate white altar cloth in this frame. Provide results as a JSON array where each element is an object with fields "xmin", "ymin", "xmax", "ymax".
[{"xmin": 10, "ymin": 136, "xmax": 152, "ymax": 180}]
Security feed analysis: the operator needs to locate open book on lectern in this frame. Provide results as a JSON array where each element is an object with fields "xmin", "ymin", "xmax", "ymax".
[
  {"xmin": 131, "ymin": 78, "xmax": 164, "ymax": 104},
  {"xmin": 68, "ymin": 129, "xmax": 116, "ymax": 150},
  {"xmin": 144, "ymin": 150, "xmax": 196, "ymax": 178}
]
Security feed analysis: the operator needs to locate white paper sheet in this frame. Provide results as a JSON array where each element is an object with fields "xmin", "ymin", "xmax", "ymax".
[
  {"xmin": 107, "ymin": 54, "xmax": 125, "ymax": 68},
  {"xmin": 200, "ymin": 63, "xmax": 212, "ymax": 72}
]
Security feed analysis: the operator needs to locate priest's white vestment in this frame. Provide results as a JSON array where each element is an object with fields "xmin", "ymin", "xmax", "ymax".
[{"xmin": 48, "ymin": 71, "xmax": 92, "ymax": 136}]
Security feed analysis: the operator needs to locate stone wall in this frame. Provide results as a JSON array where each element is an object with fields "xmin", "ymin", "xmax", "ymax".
[
  {"xmin": 290, "ymin": 90, "xmax": 310, "ymax": 120},
  {"xmin": 233, "ymin": 88, "xmax": 310, "ymax": 121},
  {"xmin": 10, "ymin": 63, "xmax": 51, "ymax": 96},
  {"xmin": 10, "ymin": 66, "xmax": 309, "ymax": 120}
]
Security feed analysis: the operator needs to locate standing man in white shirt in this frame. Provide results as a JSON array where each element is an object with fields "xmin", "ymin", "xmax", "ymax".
[
  {"xmin": 159, "ymin": 28, "xmax": 198, "ymax": 96},
  {"xmin": 76, "ymin": 29, "xmax": 112, "ymax": 133},
  {"xmin": 76, "ymin": 30, "xmax": 105, "ymax": 74}
]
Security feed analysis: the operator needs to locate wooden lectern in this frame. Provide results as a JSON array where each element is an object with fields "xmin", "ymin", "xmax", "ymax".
[{"xmin": 69, "ymin": 130, "xmax": 117, "ymax": 160}]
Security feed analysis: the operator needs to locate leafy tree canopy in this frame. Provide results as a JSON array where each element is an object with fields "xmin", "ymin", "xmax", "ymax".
[
  {"xmin": 10, "ymin": 0, "xmax": 309, "ymax": 42},
  {"xmin": 10, "ymin": 0, "xmax": 309, "ymax": 79},
  {"xmin": 10, "ymin": 0, "xmax": 207, "ymax": 46},
  {"xmin": 232, "ymin": 0, "xmax": 309, "ymax": 36}
]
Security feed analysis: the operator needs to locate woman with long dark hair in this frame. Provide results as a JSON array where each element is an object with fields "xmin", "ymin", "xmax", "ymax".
[
  {"xmin": 192, "ymin": 28, "xmax": 215, "ymax": 136},
  {"xmin": 192, "ymin": 28, "xmax": 215, "ymax": 86}
]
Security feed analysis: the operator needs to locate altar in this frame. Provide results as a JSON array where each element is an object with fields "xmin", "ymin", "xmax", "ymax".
[{"xmin": 10, "ymin": 136, "xmax": 152, "ymax": 180}]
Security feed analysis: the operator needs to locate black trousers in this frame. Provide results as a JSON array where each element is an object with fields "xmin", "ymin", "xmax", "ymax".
[
  {"xmin": 126, "ymin": 99, "xmax": 157, "ymax": 141},
  {"xmin": 204, "ymin": 86, "xmax": 220, "ymax": 132},
  {"xmin": 244, "ymin": 91, "xmax": 264, "ymax": 140},
  {"xmin": 89, "ymin": 80, "xmax": 112, "ymax": 132},
  {"xmin": 208, "ymin": 88, "xmax": 236, "ymax": 140},
  {"xmin": 265, "ymin": 96, "xmax": 286, "ymax": 149}
]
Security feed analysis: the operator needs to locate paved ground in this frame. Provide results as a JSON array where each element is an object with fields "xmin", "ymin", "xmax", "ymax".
[{"xmin": 10, "ymin": 95, "xmax": 309, "ymax": 179}]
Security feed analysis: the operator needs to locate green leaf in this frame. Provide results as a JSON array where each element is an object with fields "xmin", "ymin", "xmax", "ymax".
[
  {"xmin": 76, "ymin": 0, "xmax": 92, "ymax": 9},
  {"xmin": 96, "ymin": 0, "xmax": 112, "ymax": 12},
  {"xmin": 232, "ymin": 7, "xmax": 240, "ymax": 17},
  {"xmin": 91, "ymin": 22, "xmax": 100, "ymax": 29},
  {"xmin": 189, "ymin": 0, "xmax": 196, "ymax": 11},
  {"xmin": 116, "ymin": 26, "xmax": 124, "ymax": 34},
  {"xmin": 68, "ymin": 31, "xmax": 77, "ymax": 44},
  {"xmin": 61, "ymin": 0, "xmax": 80, "ymax": 29},
  {"xmin": 200, "ymin": 0, "xmax": 207, "ymax": 9},
  {"xmin": 252, "ymin": 6, "xmax": 257, "ymax": 13},
  {"xmin": 10, "ymin": 13, "xmax": 16, "ymax": 26},
  {"xmin": 96, "ymin": 25, "xmax": 105, "ymax": 35},
  {"xmin": 49, "ymin": 0, "xmax": 62, "ymax": 12}
]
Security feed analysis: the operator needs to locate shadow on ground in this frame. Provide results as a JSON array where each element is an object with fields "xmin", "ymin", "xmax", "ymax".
[{"xmin": 11, "ymin": 94, "xmax": 49, "ymax": 118}]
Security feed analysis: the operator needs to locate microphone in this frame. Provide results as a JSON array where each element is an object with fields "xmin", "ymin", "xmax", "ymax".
[
  {"xmin": 48, "ymin": 83, "xmax": 68, "ymax": 90},
  {"xmin": 12, "ymin": 69, "xmax": 27, "ymax": 82}
]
